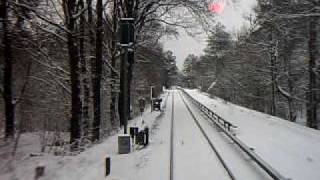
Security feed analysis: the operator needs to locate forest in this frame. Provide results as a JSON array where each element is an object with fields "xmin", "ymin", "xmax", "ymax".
[
  {"xmin": 182, "ymin": 0, "xmax": 320, "ymax": 129},
  {"xmin": 1, "ymin": 0, "xmax": 320, "ymax": 155},
  {"xmin": 0, "ymin": 0, "xmax": 216, "ymax": 151}
]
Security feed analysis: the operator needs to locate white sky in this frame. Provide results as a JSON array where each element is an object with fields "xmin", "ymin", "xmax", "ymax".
[{"xmin": 163, "ymin": 0, "xmax": 257, "ymax": 70}]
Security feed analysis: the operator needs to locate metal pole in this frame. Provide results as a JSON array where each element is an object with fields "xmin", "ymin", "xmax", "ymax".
[
  {"xmin": 120, "ymin": 48, "xmax": 128, "ymax": 134},
  {"xmin": 150, "ymin": 86, "xmax": 154, "ymax": 112},
  {"xmin": 119, "ymin": 0, "xmax": 134, "ymax": 134}
]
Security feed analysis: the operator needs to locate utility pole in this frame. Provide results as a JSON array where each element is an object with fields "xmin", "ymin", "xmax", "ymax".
[{"xmin": 119, "ymin": 0, "xmax": 134, "ymax": 134}]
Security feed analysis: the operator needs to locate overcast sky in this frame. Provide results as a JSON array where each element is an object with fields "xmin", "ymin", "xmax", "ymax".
[{"xmin": 162, "ymin": 0, "xmax": 257, "ymax": 70}]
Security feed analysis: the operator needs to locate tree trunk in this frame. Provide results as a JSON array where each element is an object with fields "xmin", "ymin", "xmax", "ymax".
[
  {"xmin": 1, "ymin": 0, "xmax": 15, "ymax": 138},
  {"xmin": 87, "ymin": 0, "xmax": 95, "ymax": 141},
  {"xmin": 287, "ymin": 53, "xmax": 295, "ymax": 122},
  {"xmin": 65, "ymin": 0, "xmax": 82, "ymax": 146},
  {"xmin": 79, "ymin": 0, "xmax": 90, "ymax": 138},
  {"xmin": 283, "ymin": 40, "xmax": 295, "ymax": 122},
  {"xmin": 92, "ymin": 0, "xmax": 103, "ymax": 141},
  {"xmin": 270, "ymin": 38, "xmax": 277, "ymax": 116},
  {"xmin": 110, "ymin": 0, "xmax": 118, "ymax": 127},
  {"xmin": 307, "ymin": 16, "xmax": 318, "ymax": 129}
]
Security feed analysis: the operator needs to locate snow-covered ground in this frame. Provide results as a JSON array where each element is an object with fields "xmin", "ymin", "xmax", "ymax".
[
  {"xmin": 0, "ymin": 92, "xmax": 171, "ymax": 180},
  {"xmin": 2, "ymin": 89, "xmax": 320, "ymax": 180},
  {"xmin": 184, "ymin": 89, "xmax": 320, "ymax": 180}
]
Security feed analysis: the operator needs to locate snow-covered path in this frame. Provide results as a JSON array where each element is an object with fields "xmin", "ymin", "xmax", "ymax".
[{"xmin": 108, "ymin": 92, "xmax": 172, "ymax": 180}]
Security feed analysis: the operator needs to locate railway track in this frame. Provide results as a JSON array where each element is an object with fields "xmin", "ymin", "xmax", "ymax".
[
  {"xmin": 178, "ymin": 91, "xmax": 236, "ymax": 180},
  {"xmin": 168, "ymin": 90, "xmax": 234, "ymax": 180},
  {"xmin": 168, "ymin": 90, "xmax": 286, "ymax": 180},
  {"xmin": 169, "ymin": 91, "xmax": 174, "ymax": 180}
]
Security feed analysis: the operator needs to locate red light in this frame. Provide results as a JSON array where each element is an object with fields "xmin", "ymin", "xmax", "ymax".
[{"xmin": 208, "ymin": 1, "xmax": 225, "ymax": 14}]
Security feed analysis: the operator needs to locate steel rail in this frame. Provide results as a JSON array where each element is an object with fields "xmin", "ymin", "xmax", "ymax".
[{"xmin": 169, "ymin": 91, "xmax": 175, "ymax": 180}]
